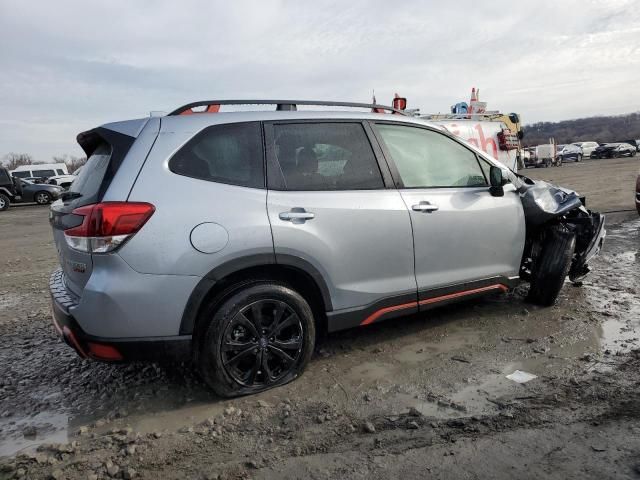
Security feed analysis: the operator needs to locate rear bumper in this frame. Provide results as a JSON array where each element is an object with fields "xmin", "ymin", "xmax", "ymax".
[{"xmin": 50, "ymin": 268, "xmax": 192, "ymax": 362}]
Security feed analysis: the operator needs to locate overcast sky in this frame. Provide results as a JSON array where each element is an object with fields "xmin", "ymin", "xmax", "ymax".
[{"xmin": 1, "ymin": 0, "xmax": 639, "ymax": 160}]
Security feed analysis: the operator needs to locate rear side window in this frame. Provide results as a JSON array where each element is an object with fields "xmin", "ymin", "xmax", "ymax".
[
  {"xmin": 169, "ymin": 122, "xmax": 264, "ymax": 188},
  {"xmin": 271, "ymin": 123, "xmax": 383, "ymax": 191},
  {"xmin": 32, "ymin": 169, "xmax": 55, "ymax": 177}
]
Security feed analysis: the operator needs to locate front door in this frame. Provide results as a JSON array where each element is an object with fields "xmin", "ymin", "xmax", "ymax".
[
  {"xmin": 265, "ymin": 121, "xmax": 417, "ymax": 329},
  {"xmin": 372, "ymin": 122, "xmax": 525, "ymax": 304}
]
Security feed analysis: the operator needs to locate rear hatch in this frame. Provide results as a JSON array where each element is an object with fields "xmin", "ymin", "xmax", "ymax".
[{"xmin": 49, "ymin": 123, "xmax": 144, "ymax": 297}]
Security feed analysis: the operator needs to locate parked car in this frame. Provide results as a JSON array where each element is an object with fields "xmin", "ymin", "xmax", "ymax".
[
  {"xmin": 18, "ymin": 179, "xmax": 64, "ymax": 204},
  {"xmin": 48, "ymin": 174, "xmax": 77, "ymax": 189},
  {"xmin": 10, "ymin": 163, "xmax": 69, "ymax": 180},
  {"xmin": 49, "ymin": 100, "xmax": 605, "ymax": 397},
  {"xmin": 572, "ymin": 141, "xmax": 599, "ymax": 158},
  {"xmin": 591, "ymin": 143, "xmax": 637, "ymax": 159},
  {"xmin": 636, "ymin": 170, "xmax": 640, "ymax": 216},
  {"xmin": 619, "ymin": 139, "xmax": 640, "ymax": 152},
  {"xmin": 0, "ymin": 167, "xmax": 63, "ymax": 210},
  {"xmin": 556, "ymin": 143, "xmax": 583, "ymax": 163}
]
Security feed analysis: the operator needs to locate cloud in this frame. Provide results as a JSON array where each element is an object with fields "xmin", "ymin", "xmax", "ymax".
[{"xmin": 0, "ymin": 0, "xmax": 638, "ymax": 158}]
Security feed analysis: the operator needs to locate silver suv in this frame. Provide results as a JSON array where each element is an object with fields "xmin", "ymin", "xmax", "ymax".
[{"xmin": 49, "ymin": 100, "xmax": 605, "ymax": 397}]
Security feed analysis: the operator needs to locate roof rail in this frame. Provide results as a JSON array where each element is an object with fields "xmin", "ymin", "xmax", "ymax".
[
  {"xmin": 420, "ymin": 112, "xmax": 505, "ymax": 120},
  {"xmin": 168, "ymin": 100, "xmax": 408, "ymax": 116}
]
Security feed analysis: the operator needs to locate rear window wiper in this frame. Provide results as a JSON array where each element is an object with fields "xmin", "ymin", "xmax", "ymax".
[{"xmin": 61, "ymin": 191, "xmax": 83, "ymax": 201}]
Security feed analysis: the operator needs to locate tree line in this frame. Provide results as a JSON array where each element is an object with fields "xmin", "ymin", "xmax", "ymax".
[
  {"xmin": 523, "ymin": 112, "xmax": 640, "ymax": 146},
  {"xmin": 2, "ymin": 153, "xmax": 87, "ymax": 173}
]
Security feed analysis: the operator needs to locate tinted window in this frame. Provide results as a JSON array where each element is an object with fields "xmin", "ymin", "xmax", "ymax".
[
  {"xmin": 272, "ymin": 123, "xmax": 383, "ymax": 191},
  {"xmin": 170, "ymin": 122, "xmax": 263, "ymax": 188},
  {"xmin": 12, "ymin": 171, "xmax": 30, "ymax": 178},
  {"xmin": 32, "ymin": 169, "xmax": 55, "ymax": 177},
  {"xmin": 56, "ymin": 169, "xmax": 64, "ymax": 175},
  {"xmin": 0, "ymin": 169, "xmax": 10, "ymax": 184},
  {"xmin": 375, "ymin": 124, "xmax": 487, "ymax": 188}
]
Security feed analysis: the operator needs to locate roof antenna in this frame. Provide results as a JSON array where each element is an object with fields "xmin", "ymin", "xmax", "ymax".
[{"xmin": 372, "ymin": 89, "xmax": 385, "ymax": 113}]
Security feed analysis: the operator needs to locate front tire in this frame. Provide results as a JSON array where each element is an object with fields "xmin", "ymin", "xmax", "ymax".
[
  {"xmin": 0, "ymin": 193, "xmax": 9, "ymax": 211},
  {"xmin": 35, "ymin": 191, "xmax": 52, "ymax": 205},
  {"xmin": 577, "ymin": 154, "xmax": 582, "ymax": 162},
  {"xmin": 527, "ymin": 226, "xmax": 576, "ymax": 306},
  {"xmin": 198, "ymin": 281, "xmax": 315, "ymax": 397}
]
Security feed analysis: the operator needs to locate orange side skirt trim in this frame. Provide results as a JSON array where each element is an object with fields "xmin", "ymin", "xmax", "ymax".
[
  {"xmin": 360, "ymin": 284, "xmax": 508, "ymax": 326},
  {"xmin": 360, "ymin": 301, "xmax": 417, "ymax": 326},
  {"xmin": 418, "ymin": 284, "xmax": 508, "ymax": 306}
]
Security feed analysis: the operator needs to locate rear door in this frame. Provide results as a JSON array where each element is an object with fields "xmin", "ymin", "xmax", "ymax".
[
  {"xmin": 371, "ymin": 122, "xmax": 525, "ymax": 303},
  {"xmin": 265, "ymin": 121, "xmax": 416, "ymax": 326}
]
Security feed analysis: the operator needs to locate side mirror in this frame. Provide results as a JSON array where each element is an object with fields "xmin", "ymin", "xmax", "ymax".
[{"xmin": 489, "ymin": 166, "xmax": 505, "ymax": 197}]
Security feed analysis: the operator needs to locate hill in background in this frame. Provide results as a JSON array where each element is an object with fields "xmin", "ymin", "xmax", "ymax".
[{"xmin": 523, "ymin": 112, "xmax": 640, "ymax": 146}]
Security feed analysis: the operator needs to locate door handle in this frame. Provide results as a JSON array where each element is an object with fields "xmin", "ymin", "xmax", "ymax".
[
  {"xmin": 411, "ymin": 201, "xmax": 439, "ymax": 213},
  {"xmin": 279, "ymin": 208, "xmax": 315, "ymax": 224}
]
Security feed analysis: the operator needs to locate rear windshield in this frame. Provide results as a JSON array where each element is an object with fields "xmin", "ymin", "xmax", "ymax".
[
  {"xmin": 12, "ymin": 171, "xmax": 30, "ymax": 178},
  {"xmin": 69, "ymin": 143, "xmax": 112, "ymax": 197}
]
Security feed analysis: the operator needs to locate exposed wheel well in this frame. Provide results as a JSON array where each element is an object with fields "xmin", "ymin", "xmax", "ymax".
[{"xmin": 188, "ymin": 264, "xmax": 329, "ymax": 356}]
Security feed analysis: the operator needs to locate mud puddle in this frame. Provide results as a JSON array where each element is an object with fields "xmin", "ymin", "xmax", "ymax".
[{"xmin": 0, "ymin": 412, "xmax": 68, "ymax": 458}]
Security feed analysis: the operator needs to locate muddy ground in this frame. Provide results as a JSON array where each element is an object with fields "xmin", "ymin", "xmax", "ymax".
[{"xmin": 0, "ymin": 157, "xmax": 639, "ymax": 479}]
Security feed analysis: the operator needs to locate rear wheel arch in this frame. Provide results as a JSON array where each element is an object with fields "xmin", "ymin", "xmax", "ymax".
[{"xmin": 181, "ymin": 255, "xmax": 332, "ymax": 341}]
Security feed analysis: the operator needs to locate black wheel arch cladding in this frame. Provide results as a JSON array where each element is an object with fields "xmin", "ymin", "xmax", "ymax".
[{"xmin": 179, "ymin": 253, "xmax": 333, "ymax": 335}]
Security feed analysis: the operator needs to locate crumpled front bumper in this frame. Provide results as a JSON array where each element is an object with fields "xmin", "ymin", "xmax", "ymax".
[{"xmin": 569, "ymin": 212, "xmax": 606, "ymax": 282}]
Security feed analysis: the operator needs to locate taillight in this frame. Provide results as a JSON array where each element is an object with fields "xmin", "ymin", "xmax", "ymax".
[{"xmin": 64, "ymin": 202, "xmax": 155, "ymax": 253}]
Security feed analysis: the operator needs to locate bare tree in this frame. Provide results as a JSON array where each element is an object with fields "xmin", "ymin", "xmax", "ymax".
[
  {"xmin": 53, "ymin": 154, "xmax": 87, "ymax": 174},
  {"xmin": 66, "ymin": 155, "xmax": 87, "ymax": 174},
  {"xmin": 3, "ymin": 153, "xmax": 33, "ymax": 170}
]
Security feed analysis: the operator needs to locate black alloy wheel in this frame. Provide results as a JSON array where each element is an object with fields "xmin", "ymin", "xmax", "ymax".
[
  {"xmin": 198, "ymin": 281, "xmax": 315, "ymax": 397},
  {"xmin": 221, "ymin": 299, "xmax": 303, "ymax": 387}
]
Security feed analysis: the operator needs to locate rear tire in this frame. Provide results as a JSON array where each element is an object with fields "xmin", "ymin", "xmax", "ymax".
[
  {"xmin": 0, "ymin": 193, "xmax": 9, "ymax": 211},
  {"xmin": 527, "ymin": 227, "xmax": 576, "ymax": 306},
  {"xmin": 198, "ymin": 281, "xmax": 315, "ymax": 397}
]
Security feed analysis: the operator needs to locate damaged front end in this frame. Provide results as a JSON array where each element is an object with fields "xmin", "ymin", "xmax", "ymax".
[{"xmin": 517, "ymin": 176, "xmax": 606, "ymax": 284}]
